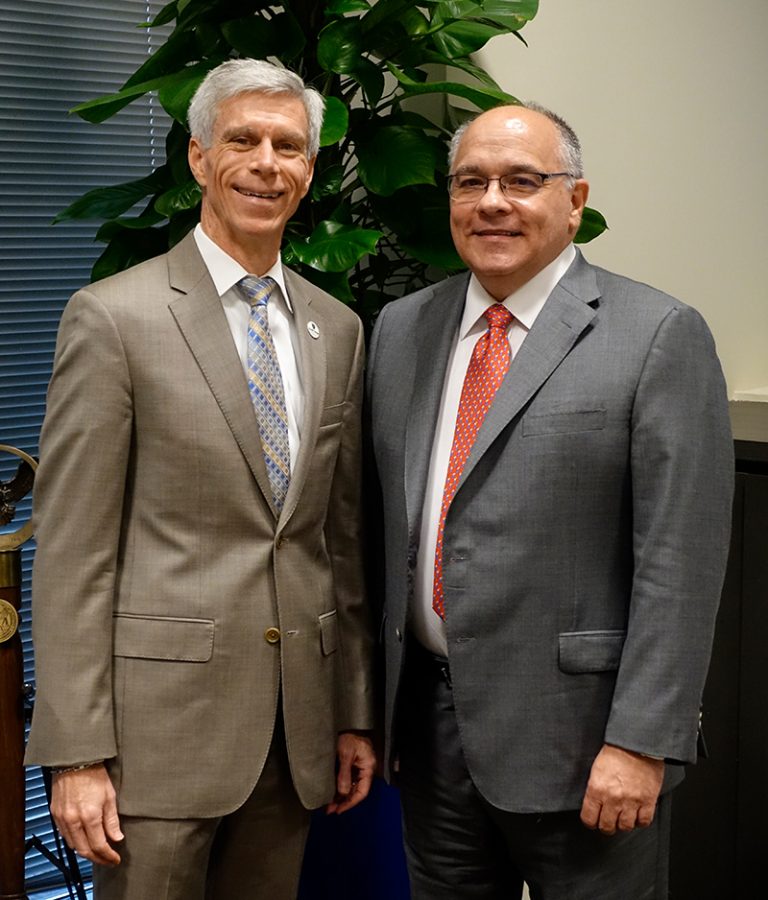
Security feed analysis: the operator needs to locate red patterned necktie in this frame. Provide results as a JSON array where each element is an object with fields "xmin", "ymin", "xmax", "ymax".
[{"xmin": 433, "ymin": 303, "xmax": 514, "ymax": 619}]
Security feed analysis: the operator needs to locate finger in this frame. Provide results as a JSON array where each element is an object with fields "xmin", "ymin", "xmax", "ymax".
[
  {"xmin": 597, "ymin": 804, "xmax": 620, "ymax": 836},
  {"xmin": 331, "ymin": 780, "xmax": 366, "ymax": 814},
  {"xmin": 636, "ymin": 801, "xmax": 656, "ymax": 829},
  {"xmin": 336, "ymin": 755, "xmax": 353, "ymax": 798},
  {"xmin": 103, "ymin": 794, "xmax": 124, "ymax": 843},
  {"xmin": 354, "ymin": 765, "xmax": 374, "ymax": 802},
  {"xmin": 338, "ymin": 765, "xmax": 376, "ymax": 814},
  {"xmin": 82, "ymin": 816, "xmax": 121, "ymax": 866},
  {"xmin": 617, "ymin": 803, "xmax": 641, "ymax": 832},
  {"xmin": 580, "ymin": 795, "xmax": 601, "ymax": 829},
  {"xmin": 53, "ymin": 809, "xmax": 94, "ymax": 861}
]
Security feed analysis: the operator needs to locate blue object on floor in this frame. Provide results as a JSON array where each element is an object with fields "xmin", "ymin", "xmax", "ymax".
[{"xmin": 298, "ymin": 778, "xmax": 410, "ymax": 899}]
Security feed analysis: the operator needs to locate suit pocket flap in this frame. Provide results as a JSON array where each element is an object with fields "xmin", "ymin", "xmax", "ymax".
[
  {"xmin": 319, "ymin": 609, "xmax": 338, "ymax": 656},
  {"xmin": 558, "ymin": 630, "xmax": 626, "ymax": 674},
  {"xmin": 113, "ymin": 613, "xmax": 214, "ymax": 662},
  {"xmin": 523, "ymin": 408, "xmax": 606, "ymax": 435}
]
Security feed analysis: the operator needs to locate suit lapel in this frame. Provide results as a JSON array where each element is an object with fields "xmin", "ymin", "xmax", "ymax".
[
  {"xmin": 166, "ymin": 234, "xmax": 276, "ymax": 516},
  {"xmin": 458, "ymin": 252, "xmax": 600, "ymax": 489},
  {"xmin": 278, "ymin": 268, "xmax": 326, "ymax": 529},
  {"xmin": 404, "ymin": 274, "xmax": 468, "ymax": 542}
]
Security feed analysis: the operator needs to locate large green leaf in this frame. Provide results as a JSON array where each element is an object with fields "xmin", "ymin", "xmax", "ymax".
[
  {"xmin": 158, "ymin": 65, "xmax": 218, "ymax": 124},
  {"xmin": 360, "ymin": 0, "xmax": 419, "ymax": 33},
  {"xmin": 123, "ymin": 29, "xmax": 198, "ymax": 89},
  {"xmin": 372, "ymin": 185, "xmax": 464, "ymax": 268},
  {"xmin": 294, "ymin": 266, "xmax": 355, "ymax": 304},
  {"xmin": 574, "ymin": 206, "xmax": 608, "ymax": 244},
  {"xmin": 436, "ymin": 0, "xmax": 538, "ymax": 23},
  {"xmin": 356, "ymin": 126, "xmax": 445, "ymax": 196},
  {"xmin": 386, "ymin": 63, "xmax": 517, "ymax": 110},
  {"xmin": 220, "ymin": 16, "xmax": 271, "ymax": 58},
  {"xmin": 481, "ymin": 0, "xmax": 539, "ymax": 20},
  {"xmin": 72, "ymin": 60, "xmax": 217, "ymax": 124},
  {"xmin": 325, "ymin": 0, "xmax": 370, "ymax": 13},
  {"xmin": 222, "ymin": 10, "xmax": 305, "ymax": 61},
  {"xmin": 431, "ymin": 19, "xmax": 510, "ymax": 58},
  {"xmin": 423, "ymin": 49, "xmax": 501, "ymax": 89},
  {"xmin": 347, "ymin": 58, "xmax": 385, "ymax": 106},
  {"xmin": 398, "ymin": 6, "xmax": 430, "ymax": 36},
  {"xmin": 288, "ymin": 220, "xmax": 382, "ymax": 272},
  {"xmin": 317, "ymin": 19, "xmax": 363, "ymax": 74},
  {"xmin": 146, "ymin": 1, "xmax": 178, "ymax": 28},
  {"xmin": 319, "ymin": 96, "xmax": 349, "ymax": 147},
  {"xmin": 53, "ymin": 171, "xmax": 167, "ymax": 223},
  {"xmin": 154, "ymin": 180, "xmax": 202, "ymax": 217},
  {"xmin": 95, "ymin": 210, "xmax": 166, "ymax": 241},
  {"xmin": 311, "ymin": 164, "xmax": 345, "ymax": 202}
]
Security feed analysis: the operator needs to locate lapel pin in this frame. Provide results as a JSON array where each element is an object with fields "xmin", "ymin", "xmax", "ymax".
[{"xmin": 307, "ymin": 321, "xmax": 320, "ymax": 340}]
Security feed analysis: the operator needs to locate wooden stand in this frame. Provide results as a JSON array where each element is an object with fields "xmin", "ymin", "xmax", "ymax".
[{"xmin": 0, "ymin": 549, "xmax": 28, "ymax": 900}]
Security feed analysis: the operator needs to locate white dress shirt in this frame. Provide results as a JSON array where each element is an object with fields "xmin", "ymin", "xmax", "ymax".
[
  {"xmin": 193, "ymin": 224, "xmax": 304, "ymax": 468},
  {"xmin": 412, "ymin": 244, "xmax": 577, "ymax": 656}
]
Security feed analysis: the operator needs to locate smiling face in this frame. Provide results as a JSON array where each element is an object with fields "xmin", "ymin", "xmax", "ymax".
[
  {"xmin": 188, "ymin": 91, "xmax": 315, "ymax": 273},
  {"xmin": 449, "ymin": 106, "xmax": 589, "ymax": 299}
]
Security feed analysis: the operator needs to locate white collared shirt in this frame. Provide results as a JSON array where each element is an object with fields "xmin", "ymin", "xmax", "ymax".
[
  {"xmin": 412, "ymin": 244, "xmax": 577, "ymax": 656},
  {"xmin": 193, "ymin": 224, "xmax": 304, "ymax": 467}
]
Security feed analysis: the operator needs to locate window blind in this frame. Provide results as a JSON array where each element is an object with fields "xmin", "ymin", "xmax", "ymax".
[{"xmin": 0, "ymin": 0, "xmax": 169, "ymax": 890}]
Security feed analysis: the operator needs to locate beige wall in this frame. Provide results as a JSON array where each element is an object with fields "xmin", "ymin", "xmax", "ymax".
[{"xmin": 469, "ymin": 0, "xmax": 768, "ymax": 399}]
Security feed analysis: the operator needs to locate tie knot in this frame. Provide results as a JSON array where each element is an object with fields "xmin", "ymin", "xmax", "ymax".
[
  {"xmin": 483, "ymin": 303, "xmax": 513, "ymax": 331},
  {"xmin": 239, "ymin": 275, "xmax": 276, "ymax": 308}
]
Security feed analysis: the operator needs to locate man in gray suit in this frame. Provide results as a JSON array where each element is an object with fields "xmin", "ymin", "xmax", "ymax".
[
  {"xmin": 366, "ymin": 103, "xmax": 733, "ymax": 898},
  {"xmin": 26, "ymin": 59, "xmax": 375, "ymax": 898}
]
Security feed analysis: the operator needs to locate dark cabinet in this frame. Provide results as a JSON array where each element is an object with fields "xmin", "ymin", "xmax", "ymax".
[{"xmin": 670, "ymin": 441, "xmax": 768, "ymax": 898}]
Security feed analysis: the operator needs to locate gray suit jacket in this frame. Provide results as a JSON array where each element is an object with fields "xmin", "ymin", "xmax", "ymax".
[
  {"xmin": 26, "ymin": 233, "xmax": 374, "ymax": 817},
  {"xmin": 367, "ymin": 250, "xmax": 733, "ymax": 813}
]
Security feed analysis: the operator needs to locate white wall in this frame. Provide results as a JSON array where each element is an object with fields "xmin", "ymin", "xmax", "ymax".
[{"xmin": 470, "ymin": 0, "xmax": 768, "ymax": 398}]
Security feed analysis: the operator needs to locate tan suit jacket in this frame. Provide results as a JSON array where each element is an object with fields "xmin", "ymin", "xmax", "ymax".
[{"xmin": 26, "ymin": 233, "xmax": 374, "ymax": 817}]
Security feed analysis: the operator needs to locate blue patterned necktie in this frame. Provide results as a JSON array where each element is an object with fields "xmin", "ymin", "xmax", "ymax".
[{"xmin": 239, "ymin": 275, "xmax": 291, "ymax": 512}]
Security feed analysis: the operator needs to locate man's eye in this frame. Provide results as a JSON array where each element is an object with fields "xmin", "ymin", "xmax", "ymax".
[
  {"xmin": 505, "ymin": 174, "xmax": 541, "ymax": 191},
  {"xmin": 456, "ymin": 176, "xmax": 486, "ymax": 190}
]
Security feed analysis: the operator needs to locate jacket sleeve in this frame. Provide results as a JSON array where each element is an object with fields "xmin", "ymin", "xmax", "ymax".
[
  {"xmin": 25, "ymin": 289, "xmax": 132, "ymax": 767},
  {"xmin": 324, "ymin": 317, "xmax": 376, "ymax": 731},
  {"xmin": 603, "ymin": 303, "xmax": 734, "ymax": 763}
]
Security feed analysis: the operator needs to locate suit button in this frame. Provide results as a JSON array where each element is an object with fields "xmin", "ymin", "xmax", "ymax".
[
  {"xmin": 264, "ymin": 627, "xmax": 281, "ymax": 644},
  {"xmin": 395, "ymin": 628, "xmax": 402, "ymax": 642}
]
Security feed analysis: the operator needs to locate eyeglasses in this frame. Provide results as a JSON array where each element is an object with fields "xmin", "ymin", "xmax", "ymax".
[{"xmin": 447, "ymin": 171, "xmax": 574, "ymax": 203}]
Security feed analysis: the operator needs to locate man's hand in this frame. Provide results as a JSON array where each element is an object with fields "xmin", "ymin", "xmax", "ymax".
[
  {"xmin": 51, "ymin": 764, "xmax": 123, "ymax": 866},
  {"xmin": 580, "ymin": 744, "xmax": 664, "ymax": 835},
  {"xmin": 326, "ymin": 732, "xmax": 376, "ymax": 815}
]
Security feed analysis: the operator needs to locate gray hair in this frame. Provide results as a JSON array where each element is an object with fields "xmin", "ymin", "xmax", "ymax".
[
  {"xmin": 448, "ymin": 101, "xmax": 584, "ymax": 181},
  {"xmin": 187, "ymin": 59, "xmax": 325, "ymax": 158}
]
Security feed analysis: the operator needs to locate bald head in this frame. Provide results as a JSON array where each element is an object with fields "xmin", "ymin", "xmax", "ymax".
[{"xmin": 449, "ymin": 103, "xmax": 583, "ymax": 181}]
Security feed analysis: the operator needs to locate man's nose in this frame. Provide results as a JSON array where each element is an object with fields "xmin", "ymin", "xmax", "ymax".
[
  {"xmin": 249, "ymin": 140, "xmax": 278, "ymax": 172},
  {"xmin": 476, "ymin": 179, "xmax": 512, "ymax": 213}
]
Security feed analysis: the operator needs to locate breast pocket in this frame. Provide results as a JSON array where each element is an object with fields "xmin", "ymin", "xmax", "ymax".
[{"xmin": 523, "ymin": 407, "xmax": 606, "ymax": 436}]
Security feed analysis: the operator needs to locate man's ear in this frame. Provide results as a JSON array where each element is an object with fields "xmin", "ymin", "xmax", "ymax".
[
  {"xmin": 301, "ymin": 155, "xmax": 317, "ymax": 199},
  {"xmin": 188, "ymin": 138, "xmax": 206, "ymax": 187},
  {"xmin": 569, "ymin": 179, "xmax": 590, "ymax": 233}
]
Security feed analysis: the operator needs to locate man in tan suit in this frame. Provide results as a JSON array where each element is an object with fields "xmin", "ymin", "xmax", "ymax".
[{"xmin": 25, "ymin": 58, "xmax": 375, "ymax": 899}]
